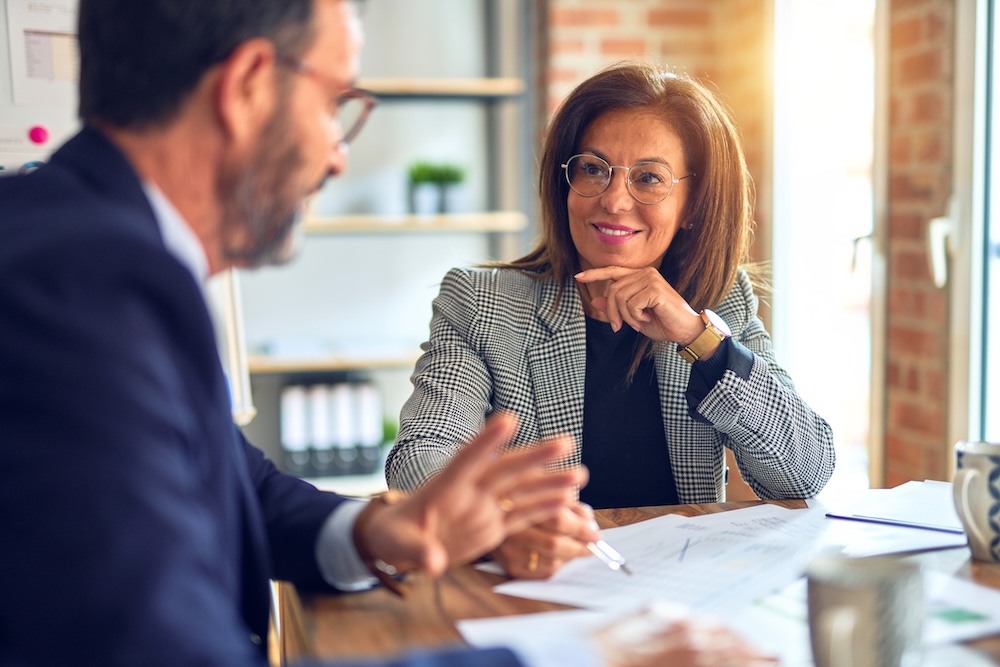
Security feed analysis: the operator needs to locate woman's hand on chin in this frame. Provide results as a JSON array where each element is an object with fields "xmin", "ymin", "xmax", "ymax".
[{"xmin": 576, "ymin": 266, "xmax": 700, "ymax": 343}]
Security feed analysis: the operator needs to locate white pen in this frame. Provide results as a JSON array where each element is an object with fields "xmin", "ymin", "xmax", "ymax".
[{"xmin": 588, "ymin": 538, "xmax": 633, "ymax": 575}]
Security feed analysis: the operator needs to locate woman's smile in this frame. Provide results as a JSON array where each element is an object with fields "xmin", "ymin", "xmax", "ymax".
[{"xmin": 592, "ymin": 223, "xmax": 640, "ymax": 243}]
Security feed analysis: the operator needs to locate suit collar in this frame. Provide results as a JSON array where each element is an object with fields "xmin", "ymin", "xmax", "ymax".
[{"xmin": 50, "ymin": 127, "xmax": 161, "ymax": 245}]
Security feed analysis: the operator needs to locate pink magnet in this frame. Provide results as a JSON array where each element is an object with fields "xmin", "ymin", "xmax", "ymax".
[{"xmin": 28, "ymin": 126, "xmax": 49, "ymax": 144}]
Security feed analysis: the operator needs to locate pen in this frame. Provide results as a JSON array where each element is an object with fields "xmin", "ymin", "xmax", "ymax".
[{"xmin": 588, "ymin": 538, "xmax": 633, "ymax": 575}]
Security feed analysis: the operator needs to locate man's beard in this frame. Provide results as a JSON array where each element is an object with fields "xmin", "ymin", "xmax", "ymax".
[{"xmin": 217, "ymin": 99, "xmax": 325, "ymax": 268}]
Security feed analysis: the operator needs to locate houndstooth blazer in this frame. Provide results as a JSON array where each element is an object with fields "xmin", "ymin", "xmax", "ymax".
[{"xmin": 386, "ymin": 266, "xmax": 835, "ymax": 503}]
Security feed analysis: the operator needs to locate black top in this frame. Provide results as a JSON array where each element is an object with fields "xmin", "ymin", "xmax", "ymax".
[{"xmin": 579, "ymin": 317, "xmax": 680, "ymax": 509}]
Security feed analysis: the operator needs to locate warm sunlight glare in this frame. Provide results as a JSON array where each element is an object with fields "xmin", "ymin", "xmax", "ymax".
[{"xmin": 773, "ymin": 0, "xmax": 876, "ymax": 500}]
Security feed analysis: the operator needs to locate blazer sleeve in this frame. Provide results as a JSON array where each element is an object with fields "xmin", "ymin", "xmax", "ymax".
[
  {"xmin": 693, "ymin": 271, "xmax": 836, "ymax": 499},
  {"xmin": 386, "ymin": 268, "xmax": 494, "ymax": 492},
  {"xmin": 241, "ymin": 433, "xmax": 346, "ymax": 589}
]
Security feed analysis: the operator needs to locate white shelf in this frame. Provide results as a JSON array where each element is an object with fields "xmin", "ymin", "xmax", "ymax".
[
  {"xmin": 359, "ymin": 77, "xmax": 524, "ymax": 98},
  {"xmin": 247, "ymin": 353, "xmax": 420, "ymax": 375},
  {"xmin": 304, "ymin": 211, "xmax": 527, "ymax": 235}
]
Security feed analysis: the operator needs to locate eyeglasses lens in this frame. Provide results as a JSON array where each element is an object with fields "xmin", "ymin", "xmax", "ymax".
[
  {"xmin": 564, "ymin": 155, "xmax": 673, "ymax": 205},
  {"xmin": 336, "ymin": 96, "xmax": 369, "ymax": 145},
  {"xmin": 565, "ymin": 155, "xmax": 610, "ymax": 196}
]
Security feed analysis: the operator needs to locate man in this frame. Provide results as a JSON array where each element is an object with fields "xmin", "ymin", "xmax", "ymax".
[{"xmin": 0, "ymin": 1, "xmax": 772, "ymax": 665}]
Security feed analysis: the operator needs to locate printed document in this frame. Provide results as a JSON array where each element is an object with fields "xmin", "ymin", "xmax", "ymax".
[{"xmin": 494, "ymin": 504, "xmax": 831, "ymax": 612}]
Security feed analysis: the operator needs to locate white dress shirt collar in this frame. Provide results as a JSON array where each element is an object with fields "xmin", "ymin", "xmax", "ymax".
[{"xmin": 141, "ymin": 181, "xmax": 210, "ymax": 284}]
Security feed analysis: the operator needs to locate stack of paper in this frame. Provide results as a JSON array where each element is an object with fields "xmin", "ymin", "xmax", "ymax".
[
  {"xmin": 462, "ymin": 491, "xmax": 995, "ymax": 662},
  {"xmin": 823, "ymin": 480, "xmax": 964, "ymax": 533}
]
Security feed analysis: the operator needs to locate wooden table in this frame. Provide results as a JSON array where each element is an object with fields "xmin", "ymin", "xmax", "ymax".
[{"xmin": 296, "ymin": 500, "xmax": 1000, "ymax": 662}]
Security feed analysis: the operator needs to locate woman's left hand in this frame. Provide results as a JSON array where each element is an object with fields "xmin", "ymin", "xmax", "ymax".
[
  {"xmin": 576, "ymin": 266, "xmax": 702, "ymax": 344},
  {"xmin": 492, "ymin": 503, "xmax": 600, "ymax": 579}
]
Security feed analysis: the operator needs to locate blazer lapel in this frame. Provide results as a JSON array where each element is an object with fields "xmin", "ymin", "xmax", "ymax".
[{"xmin": 526, "ymin": 279, "xmax": 587, "ymax": 464}]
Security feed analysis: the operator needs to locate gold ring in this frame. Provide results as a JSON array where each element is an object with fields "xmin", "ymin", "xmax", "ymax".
[
  {"xmin": 528, "ymin": 550, "xmax": 539, "ymax": 572},
  {"xmin": 498, "ymin": 495, "xmax": 515, "ymax": 513}
]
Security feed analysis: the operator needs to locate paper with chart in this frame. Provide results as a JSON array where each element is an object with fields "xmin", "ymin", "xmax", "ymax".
[
  {"xmin": 494, "ymin": 504, "xmax": 832, "ymax": 612},
  {"xmin": 6, "ymin": 0, "xmax": 80, "ymax": 106}
]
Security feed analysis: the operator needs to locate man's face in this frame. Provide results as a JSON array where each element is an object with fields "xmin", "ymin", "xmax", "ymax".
[{"xmin": 219, "ymin": 0, "xmax": 363, "ymax": 267}]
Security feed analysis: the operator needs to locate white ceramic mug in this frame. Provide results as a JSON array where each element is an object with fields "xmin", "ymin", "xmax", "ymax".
[
  {"xmin": 953, "ymin": 440, "xmax": 1000, "ymax": 562},
  {"xmin": 806, "ymin": 552, "xmax": 923, "ymax": 667}
]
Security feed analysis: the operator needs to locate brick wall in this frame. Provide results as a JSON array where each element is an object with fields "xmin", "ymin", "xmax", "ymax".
[
  {"xmin": 541, "ymin": 0, "xmax": 958, "ymax": 489},
  {"xmin": 545, "ymin": 1, "xmax": 717, "ymax": 116},
  {"xmin": 883, "ymin": 0, "xmax": 954, "ymax": 486}
]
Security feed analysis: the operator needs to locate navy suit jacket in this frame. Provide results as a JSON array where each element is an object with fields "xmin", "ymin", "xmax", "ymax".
[{"xmin": 0, "ymin": 129, "xmax": 520, "ymax": 667}]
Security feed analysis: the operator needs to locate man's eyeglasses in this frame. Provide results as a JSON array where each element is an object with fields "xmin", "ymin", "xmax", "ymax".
[
  {"xmin": 561, "ymin": 154, "xmax": 695, "ymax": 205},
  {"xmin": 277, "ymin": 55, "xmax": 377, "ymax": 146}
]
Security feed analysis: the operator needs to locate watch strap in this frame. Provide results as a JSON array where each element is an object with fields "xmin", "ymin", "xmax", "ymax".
[{"xmin": 678, "ymin": 311, "xmax": 728, "ymax": 363}]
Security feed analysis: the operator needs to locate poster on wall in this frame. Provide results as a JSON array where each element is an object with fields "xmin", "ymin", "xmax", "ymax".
[{"xmin": 6, "ymin": 0, "xmax": 79, "ymax": 107}]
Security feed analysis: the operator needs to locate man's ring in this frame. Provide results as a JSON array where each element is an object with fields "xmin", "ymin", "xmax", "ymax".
[
  {"xmin": 528, "ymin": 550, "xmax": 539, "ymax": 572},
  {"xmin": 498, "ymin": 495, "xmax": 515, "ymax": 513}
]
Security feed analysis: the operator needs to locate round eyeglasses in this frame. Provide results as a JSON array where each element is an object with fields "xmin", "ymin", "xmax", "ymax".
[
  {"xmin": 277, "ymin": 55, "xmax": 377, "ymax": 147},
  {"xmin": 561, "ymin": 154, "xmax": 695, "ymax": 205},
  {"xmin": 328, "ymin": 89, "xmax": 377, "ymax": 146}
]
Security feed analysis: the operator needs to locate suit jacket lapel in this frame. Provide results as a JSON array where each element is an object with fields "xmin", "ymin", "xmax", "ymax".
[{"xmin": 526, "ymin": 279, "xmax": 587, "ymax": 464}]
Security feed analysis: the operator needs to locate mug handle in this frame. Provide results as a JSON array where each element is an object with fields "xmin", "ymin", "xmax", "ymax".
[
  {"xmin": 820, "ymin": 607, "xmax": 856, "ymax": 667},
  {"xmin": 953, "ymin": 468, "xmax": 986, "ymax": 549}
]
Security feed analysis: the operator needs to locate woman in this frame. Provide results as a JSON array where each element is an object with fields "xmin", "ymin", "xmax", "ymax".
[{"xmin": 385, "ymin": 62, "xmax": 835, "ymax": 579}]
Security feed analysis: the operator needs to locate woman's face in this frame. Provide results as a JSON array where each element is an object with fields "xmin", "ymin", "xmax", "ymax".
[{"xmin": 567, "ymin": 107, "xmax": 691, "ymax": 272}]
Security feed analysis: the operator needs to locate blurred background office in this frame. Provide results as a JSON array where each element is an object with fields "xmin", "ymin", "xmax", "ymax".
[{"xmin": 2, "ymin": 0, "xmax": 995, "ymax": 502}]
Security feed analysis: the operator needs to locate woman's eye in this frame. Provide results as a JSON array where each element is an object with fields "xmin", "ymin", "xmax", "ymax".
[{"xmin": 634, "ymin": 169, "xmax": 664, "ymax": 185}]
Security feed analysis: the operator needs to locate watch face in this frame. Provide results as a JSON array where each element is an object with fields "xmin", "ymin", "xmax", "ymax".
[{"xmin": 703, "ymin": 309, "xmax": 732, "ymax": 337}]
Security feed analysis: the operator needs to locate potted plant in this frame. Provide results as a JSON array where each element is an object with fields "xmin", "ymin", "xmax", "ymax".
[
  {"xmin": 436, "ymin": 163, "xmax": 467, "ymax": 213},
  {"xmin": 407, "ymin": 161, "xmax": 441, "ymax": 215}
]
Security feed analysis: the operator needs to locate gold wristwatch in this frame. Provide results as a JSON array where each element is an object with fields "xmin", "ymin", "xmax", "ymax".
[{"xmin": 677, "ymin": 309, "xmax": 731, "ymax": 363}]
